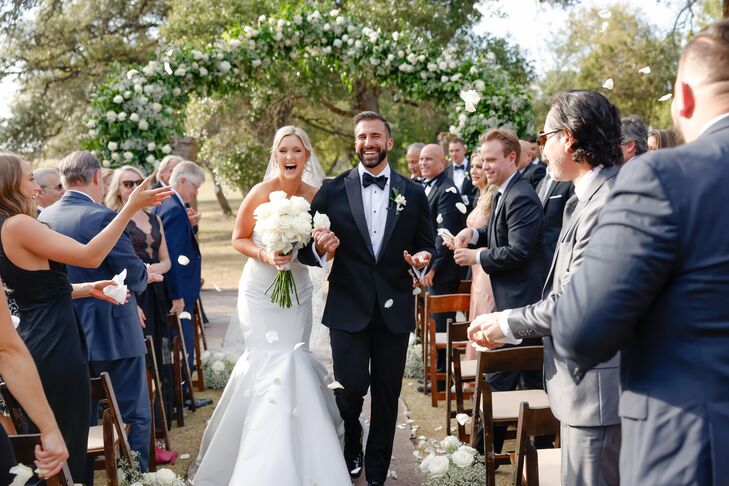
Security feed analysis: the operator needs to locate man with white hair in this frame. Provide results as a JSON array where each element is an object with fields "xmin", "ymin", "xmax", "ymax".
[
  {"xmin": 33, "ymin": 167, "xmax": 64, "ymax": 211},
  {"xmin": 156, "ymin": 155, "xmax": 201, "ymax": 229},
  {"xmin": 153, "ymin": 161, "xmax": 204, "ymax": 381}
]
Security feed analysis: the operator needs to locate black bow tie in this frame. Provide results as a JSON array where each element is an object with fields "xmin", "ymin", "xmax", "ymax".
[
  {"xmin": 453, "ymin": 164, "xmax": 466, "ymax": 171},
  {"xmin": 362, "ymin": 173, "xmax": 388, "ymax": 190},
  {"xmin": 422, "ymin": 179, "xmax": 434, "ymax": 188}
]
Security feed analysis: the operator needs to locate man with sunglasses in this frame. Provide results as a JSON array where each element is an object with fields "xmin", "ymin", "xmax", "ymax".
[{"xmin": 33, "ymin": 167, "xmax": 64, "ymax": 212}]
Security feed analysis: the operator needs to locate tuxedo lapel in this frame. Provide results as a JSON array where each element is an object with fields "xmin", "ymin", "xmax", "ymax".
[
  {"xmin": 489, "ymin": 172, "xmax": 520, "ymax": 245},
  {"xmin": 344, "ymin": 168, "xmax": 376, "ymax": 259},
  {"xmin": 378, "ymin": 171, "xmax": 406, "ymax": 260}
]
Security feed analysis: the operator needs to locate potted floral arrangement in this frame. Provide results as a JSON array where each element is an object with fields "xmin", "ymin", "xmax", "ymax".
[{"xmin": 201, "ymin": 350, "xmax": 242, "ymax": 389}]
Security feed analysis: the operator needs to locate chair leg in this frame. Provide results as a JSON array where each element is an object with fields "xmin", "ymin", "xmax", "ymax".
[
  {"xmin": 172, "ymin": 337, "xmax": 185, "ymax": 427},
  {"xmin": 193, "ymin": 310, "xmax": 206, "ymax": 392}
]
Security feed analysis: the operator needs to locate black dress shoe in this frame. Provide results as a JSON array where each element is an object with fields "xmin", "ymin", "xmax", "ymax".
[
  {"xmin": 184, "ymin": 397, "xmax": 213, "ymax": 409},
  {"xmin": 346, "ymin": 450, "xmax": 363, "ymax": 479},
  {"xmin": 367, "ymin": 481, "xmax": 384, "ymax": 486}
]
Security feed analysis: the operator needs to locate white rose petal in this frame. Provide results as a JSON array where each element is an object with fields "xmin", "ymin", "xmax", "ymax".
[
  {"xmin": 602, "ymin": 78, "xmax": 614, "ymax": 90},
  {"xmin": 412, "ymin": 287, "xmax": 422, "ymax": 296},
  {"xmin": 659, "ymin": 93, "xmax": 673, "ymax": 101},
  {"xmin": 455, "ymin": 202, "xmax": 467, "ymax": 214},
  {"xmin": 293, "ymin": 342, "xmax": 306, "ymax": 351},
  {"xmin": 384, "ymin": 299, "xmax": 394, "ymax": 308},
  {"xmin": 164, "ymin": 62, "xmax": 173, "ymax": 75},
  {"xmin": 265, "ymin": 331, "xmax": 279, "ymax": 343},
  {"xmin": 428, "ymin": 455, "xmax": 449, "ymax": 477},
  {"xmin": 388, "ymin": 470, "xmax": 398, "ymax": 479},
  {"xmin": 327, "ymin": 380, "xmax": 344, "ymax": 390},
  {"xmin": 155, "ymin": 468, "xmax": 177, "ymax": 486},
  {"xmin": 350, "ymin": 467, "xmax": 361, "ymax": 475},
  {"xmin": 9, "ymin": 463, "xmax": 33, "ymax": 486},
  {"xmin": 599, "ymin": 8, "xmax": 612, "ymax": 18},
  {"xmin": 179, "ymin": 311, "xmax": 192, "ymax": 320},
  {"xmin": 213, "ymin": 283, "xmax": 222, "ymax": 292},
  {"xmin": 460, "ymin": 89, "xmax": 481, "ymax": 113},
  {"xmin": 639, "ymin": 66, "xmax": 651, "ymax": 74},
  {"xmin": 452, "ymin": 449, "xmax": 475, "ymax": 468},
  {"xmin": 177, "ymin": 255, "xmax": 190, "ymax": 266},
  {"xmin": 436, "ymin": 213, "xmax": 444, "ymax": 224},
  {"xmin": 446, "ymin": 186, "xmax": 457, "ymax": 194},
  {"xmin": 456, "ymin": 413, "xmax": 470, "ymax": 426},
  {"xmin": 600, "ymin": 21, "xmax": 609, "ymax": 32},
  {"xmin": 292, "ymin": 407, "xmax": 298, "ymax": 416}
]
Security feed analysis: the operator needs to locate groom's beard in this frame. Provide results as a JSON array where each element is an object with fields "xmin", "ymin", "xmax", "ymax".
[{"xmin": 357, "ymin": 147, "xmax": 388, "ymax": 168}]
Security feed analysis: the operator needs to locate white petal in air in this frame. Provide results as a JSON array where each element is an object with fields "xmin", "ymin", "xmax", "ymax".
[
  {"xmin": 456, "ymin": 413, "xmax": 470, "ymax": 426},
  {"xmin": 599, "ymin": 9, "xmax": 612, "ymax": 18},
  {"xmin": 384, "ymin": 299, "xmax": 394, "ymax": 308},
  {"xmin": 446, "ymin": 187, "xmax": 457, "ymax": 194},
  {"xmin": 602, "ymin": 78, "xmax": 614, "ymax": 90},
  {"xmin": 434, "ymin": 425, "xmax": 443, "ymax": 431},
  {"xmin": 350, "ymin": 467, "xmax": 361, "ymax": 476},
  {"xmin": 639, "ymin": 66, "xmax": 651, "ymax": 75},
  {"xmin": 213, "ymin": 283, "xmax": 222, "ymax": 292},
  {"xmin": 265, "ymin": 331, "xmax": 279, "ymax": 343},
  {"xmin": 164, "ymin": 62, "xmax": 173, "ymax": 75},
  {"xmin": 273, "ymin": 377, "xmax": 282, "ymax": 385},
  {"xmin": 412, "ymin": 287, "xmax": 422, "ymax": 296},
  {"xmin": 177, "ymin": 255, "xmax": 190, "ymax": 266},
  {"xmin": 327, "ymin": 381, "xmax": 344, "ymax": 390},
  {"xmin": 455, "ymin": 202, "xmax": 468, "ymax": 214},
  {"xmin": 179, "ymin": 311, "xmax": 192, "ymax": 320},
  {"xmin": 292, "ymin": 407, "xmax": 298, "ymax": 417},
  {"xmin": 600, "ymin": 21, "xmax": 609, "ymax": 32},
  {"xmin": 659, "ymin": 93, "xmax": 673, "ymax": 101},
  {"xmin": 293, "ymin": 342, "xmax": 306, "ymax": 351},
  {"xmin": 459, "ymin": 89, "xmax": 481, "ymax": 113},
  {"xmin": 436, "ymin": 213, "xmax": 444, "ymax": 224},
  {"xmin": 389, "ymin": 470, "xmax": 398, "ymax": 479}
]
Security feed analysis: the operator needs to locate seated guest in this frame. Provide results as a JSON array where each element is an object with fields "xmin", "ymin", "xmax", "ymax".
[
  {"xmin": 0, "ymin": 287, "xmax": 69, "ymax": 484},
  {"xmin": 40, "ymin": 151, "xmax": 162, "ymax": 474},
  {"xmin": 619, "ymin": 115, "xmax": 648, "ymax": 165},
  {"xmin": 106, "ymin": 166, "xmax": 174, "ymax": 426},
  {"xmin": 33, "ymin": 167, "xmax": 64, "ymax": 212},
  {"xmin": 647, "ymin": 128, "xmax": 678, "ymax": 150},
  {"xmin": 0, "ymin": 152, "xmax": 170, "ymax": 480},
  {"xmin": 153, "ymin": 161, "xmax": 204, "ymax": 373},
  {"xmin": 406, "ymin": 143, "xmax": 424, "ymax": 182}
]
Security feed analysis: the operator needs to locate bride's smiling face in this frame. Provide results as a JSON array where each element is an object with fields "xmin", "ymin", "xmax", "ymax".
[{"xmin": 276, "ymin": 135, "xmax": 309, "ymax": 180}]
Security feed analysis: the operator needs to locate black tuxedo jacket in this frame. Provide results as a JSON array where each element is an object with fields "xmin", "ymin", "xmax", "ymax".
[
  {"xmin": 476, "ymin": 172, "xmax": 544, "ymax": 310},
  {"xmin": 425, "ymin": 171, "xmax": 467, "ymax": 285},
  {"xmin": 299, "ymin": 167, "xmax": 435, "ymax": 334},
  {"xmin": 538, "ymin": 178, "xmax": 574, "ymax": 272},
  {"xmin": 445, "ymin": 162, "xmax": 477, "ymax": 209},
  {"xmin": 521, "ymin": 162, "xmax": 547, "ymax": 190}
]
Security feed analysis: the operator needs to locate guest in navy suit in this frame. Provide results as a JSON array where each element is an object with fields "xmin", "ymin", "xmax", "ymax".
[
  {"xmin": 153, "ymin": 161, "xmax": 203, "ymax": 371},
  {"xmin": 39, "ymin": 151, "xmax": 156, "ymax": 475}
]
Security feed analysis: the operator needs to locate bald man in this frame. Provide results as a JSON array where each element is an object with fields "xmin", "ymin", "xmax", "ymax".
[{"xmin": 418, "ymin": 144, "xmax": 467, "ymax": 381}]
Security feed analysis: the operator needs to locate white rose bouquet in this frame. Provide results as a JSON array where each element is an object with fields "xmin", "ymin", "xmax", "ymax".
[
  {"xmin": 415, "ymin": 436, "xmax": 485, "ymax": 485},
  {"xmin": 253, "ymin": 191, "xmax": 328, "ymax": 308}
]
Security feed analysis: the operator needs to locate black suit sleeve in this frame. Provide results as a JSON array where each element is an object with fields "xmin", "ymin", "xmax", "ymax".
[
  {"xmin": 298, "ymin": 180, "xmax": 330, "ymax": 267},
  {"xmin": 431, "ymin": 188, "xmax": 465, "ymax": 274},
  {"xmin": 412, "ymin": 186, "xmax": 436, "ymax": 260},
  {"xmin": 552, "ymin": 160, "xmax": 679, "ymax": 375},
  {"xmin": 478, "ymin": 190, "xmax": 542, "ymax": 274}
]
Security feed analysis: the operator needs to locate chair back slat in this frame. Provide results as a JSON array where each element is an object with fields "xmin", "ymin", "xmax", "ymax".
[
  {"xmin": 513, "ymin": 403, "xmax": 560, "ymax": 486},
  {"xmin": 477, "ymin": 346, "xmax": 544, "ymax": 374},
  {"xmin": 9, "ymin": 433, "xmax": 74, "ymax": 486},
  {"xmin": 447, "ymin": 320, "xmax": 471, "ymax": 344},
  {"xmin": 457, "ymin": 280, "xmax": 472, "ymax": 294},
  {"xmin": 91, "ymin": 372, "xmax": 135, "ymax": 467},
  {"xmin": 426, "ymin": 293, "xmax": 470, "ymax": 314}
]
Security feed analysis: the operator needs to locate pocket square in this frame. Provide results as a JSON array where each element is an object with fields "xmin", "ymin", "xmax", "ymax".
[{"xmin": 548, "ymin": 195, "xmax": 563, "ymax": 199}]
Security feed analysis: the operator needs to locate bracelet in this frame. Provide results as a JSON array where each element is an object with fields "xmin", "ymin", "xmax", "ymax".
[{"xmin": 257, "ymin": 248, "xmax": 265, "ymax": 262}]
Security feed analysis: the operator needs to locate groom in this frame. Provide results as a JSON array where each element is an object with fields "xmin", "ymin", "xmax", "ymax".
[{"xmin": 300, "ymin": 111, "xmax": 435, "ymax": 485}]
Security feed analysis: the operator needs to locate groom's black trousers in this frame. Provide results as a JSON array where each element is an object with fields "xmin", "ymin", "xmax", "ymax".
[{"xmin": 329, "ymin": 306, "xmax": 410, "ymax": 483}]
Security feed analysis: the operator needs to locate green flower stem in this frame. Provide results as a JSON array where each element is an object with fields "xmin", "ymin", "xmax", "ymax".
[{"xmin": 265, "ymin": 269, "xmax": 300, "ymax": 308}]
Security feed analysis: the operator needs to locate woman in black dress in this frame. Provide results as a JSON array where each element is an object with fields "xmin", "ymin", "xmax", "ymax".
[
  {"xmin": 0, "ymin": 153, "xmax": 171, "ymax": 479},
  {"xmin": 106, "ymin": 166, "xmax": 174, "ymax": 428}
]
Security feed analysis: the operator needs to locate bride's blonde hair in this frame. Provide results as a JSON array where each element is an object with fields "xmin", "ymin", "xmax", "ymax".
[{"xmin": 264, "ymin": 126, "xmax": 325, "ymax": 187}]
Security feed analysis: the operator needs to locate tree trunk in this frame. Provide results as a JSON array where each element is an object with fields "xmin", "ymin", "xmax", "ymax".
[
  {"xmin": 199, "ymin": 159, "xmax": 233, "ymax": 216},
  {"xmin": 354, "ymin": 80, "xmax": 381, "ymax": 113},
  {"xmin": 724, "ymin": 0, "xmax": 728, "ymax": 18}
]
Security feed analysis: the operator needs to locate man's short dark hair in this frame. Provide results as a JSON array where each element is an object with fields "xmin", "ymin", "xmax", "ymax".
[
  {"xmin": 448, "ymin": 138, "xmax": 466, "ymax": 147},
  {"xmin": 681, "ymin": 19, "xmax": 729, "ymax": 85},
  {"xmin": 352, "ymin": 111, "xmax": 392, "ymax": 138},
  {"xmin": 621, "ymin": 115, "xmax": 648, "ymax": 156},
  {"xmin": 526, "ymin": 134, "xmax": 538, "ymax": 144},
  {"xmin": 59, "ymin": 150, "xmax": 101, "ymax": 186},
  {"xmin": 547, "ymin": 90, "xmax": 622, "ymax": 168}
]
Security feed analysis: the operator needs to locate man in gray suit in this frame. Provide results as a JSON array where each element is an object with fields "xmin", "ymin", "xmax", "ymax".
[
  {"xmin": 551, "ymin": 20, "xmax": 729, "ymax": 485},
  {"xmin": 469, "ymin": 90, "xmax": 623, "ymax": 485}
]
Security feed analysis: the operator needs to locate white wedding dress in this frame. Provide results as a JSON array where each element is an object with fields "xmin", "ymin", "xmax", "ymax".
[{"xmin": 194, "ymin": 228, "xmax": 350, "ymax": 486}]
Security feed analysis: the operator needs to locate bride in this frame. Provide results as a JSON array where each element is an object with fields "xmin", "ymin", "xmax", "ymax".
[{"xmin": 194, "ymin": 127, "xmax": 348, "ymax": 485}]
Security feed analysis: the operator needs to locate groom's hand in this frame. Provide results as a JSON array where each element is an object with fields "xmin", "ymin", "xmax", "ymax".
[{"xmin": 404, "ymin": 250, "xmax": 431, "ymax": 269}]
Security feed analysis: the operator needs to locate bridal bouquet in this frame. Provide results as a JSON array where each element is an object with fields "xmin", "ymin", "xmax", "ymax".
[
  {"xmin": 416, "ymin": 435, "xmax": 485, "ymax": 485},
  {"xmin": 254, "ymin": 191, "xmax": 330, "ymax": 308}
]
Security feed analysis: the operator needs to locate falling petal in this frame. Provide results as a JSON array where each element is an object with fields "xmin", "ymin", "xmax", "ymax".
[
  {"xmin": 244, "ymin": 388, "xmax": 252, "ymax": 396},
  {"xmin": 436, "ymin": 213, "xmax": 444, "ymax": 224},
  {"xmin": 639, "ymin": 66, "xmax": 651, "ymax": 74},
  {"xmin": 434, "ymin": 425, "xmax": 443, "ymax": 431},
  {"xmin": 268, "ymin": 396, "xmax": 277, "ymax": 404},
  {"xmin": 177, "ymin": 255, "xmax": 190, "ymax": 266},
  {"xmin": 446, "ymin": 187, "xmax": 457, "ymax": 194},
  {"xmin": 179, "ymin": 311, "xmax": 192, "ymax": 320},
  {"xmin": 179, "ymin": 453, "xmax": 190, "ymax": 460},
  {"xmin": 293, "ymin": 342, "xmax": 306, "ymax": 351},
  {"xmin": 292, "ymin": 407, "xmax": 298, "ymax": 417},
  {"xmin": 412, "ymin": 287, "xmax": 422, "ymax": 296},
  {"xmin": 397, "ymin": 424, "xmax": 406, "ymax": 429},
  {"xmin": 407, "ymin": 419, "xmax": 416, "ymax": 424},
  {"xmin": 599, "ymin": 9, "xmax": 612, "ymax": 18},
  {"xmin": 327, "ymin": 380, "xmax": 344, "ymax": 390},
  {"xmin": 213, "ymin": 283, "xmax": 222, "ymax": 292},
  {"xmin": 600, "ymin": 21, "xmax": 609, "ymax": 32},
  {"xmin": 389, "ymin": 470, "xmax": 398, "ymax": 479},
  {"xmin": 455, "ymin": 202, "xmax": 467, "ymax": 214},
  {"xmin": 659, "ymin": 93, "xmax": 673, "ymax": 101},
  {"xmin": 459, "ymin": 89, "xmax": 481, "ymax": 113},
  {"xmin": 350, "ymin": 467, "xmax": 362, "ymax": 475},
  {"xmin": 164, "ymin": 62, "xmax": 173, "ymax": 75},
  {"xmin": 265, "ymin": 331, "xmax": 279, "ymax": 343},
  {"xmin": 273, "ymin": 377, "xmax": 282, "ymax": 385},
  {"xmin": 602, "ymin": 78, "xmax": 614, "ymax": 90},
  {"xmin": 384, "ymin": 299, "xmax": 394, "ymax": 308},
  {"xmin": 456, "ymin": 413, "xmax": 470, "ymax": 426},
  {"xmin": 470, "ymin": 341, "xmax": 490, "ymax": 352}
]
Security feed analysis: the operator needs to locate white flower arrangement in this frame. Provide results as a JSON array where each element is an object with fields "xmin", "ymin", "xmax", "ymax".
[
  {"xmin": 416, "ymin": 436, "xmax": 485, "ymax": 486},
  {"xmin": 201, "ymin": 350, "xmax": 241, "ymax": 389},
  {"xmin": 116, "ymin": 452, "xmax": 184, "ymax": 486}
]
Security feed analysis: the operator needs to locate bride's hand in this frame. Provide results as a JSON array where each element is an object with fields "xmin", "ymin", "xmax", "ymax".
[{"xmin": 267, "ymin": 251, "xmax": 293, "ymax": 270}]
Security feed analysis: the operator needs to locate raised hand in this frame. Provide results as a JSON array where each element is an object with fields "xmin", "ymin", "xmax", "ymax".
[
  {"xmin": 88, "ymin": 280, "xmax": 129, "ymax": 304},
  {"xmin": 126, "ymin": 175, "xmax": 174, "ymax": 211},
  {"xmin": 404, "ymin": 250, "xmax": 431, "ymax": 269}
]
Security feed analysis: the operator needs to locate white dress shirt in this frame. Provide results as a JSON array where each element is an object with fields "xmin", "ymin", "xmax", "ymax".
[
  {"xmin": 359, "ymin": 164, "xmax": 391, "ymax": 257},
  {"xmin": 451, "ymin": 157, "xmax": 468, "ymax": 192}
]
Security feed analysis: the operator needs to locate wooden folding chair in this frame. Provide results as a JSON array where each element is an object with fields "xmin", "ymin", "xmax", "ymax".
[
  {"xmin": 193, "ymin": 299, "xmax": 208, "ymax": 392},
  {"xmin": 88, "ymin": 372, "xmax": 135, "ymax": 484},
  {"xmin": 470, "ymin": 346, "xmax": 549, "ymax": 486},
  {"xmin": 168, "ymin": 313, "xmax": 197, "ymax": 427},
  {"xmin": 144, "ymin": 336, "xmax": 171, "ymax": 471},
  {"xmin": 425, "ymin": 293, "xmax": 471, "ymax": 406},
  {"xmin": 445, "ymin": 319, "xmax": 477, "ymax": 441},
  {"xmin": 9, "ymin": 433, "xmax": 79, "ymax": 486},
  {"xmin": 513, "ymin": 403, "xmax": 561, "ymax": 486}
]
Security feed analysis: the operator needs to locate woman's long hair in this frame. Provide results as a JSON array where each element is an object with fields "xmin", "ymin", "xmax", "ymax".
[
  {"xmin": 105, "ymin": 165, "xmax": 146, "ymax": 211},
  {"xmin": 0, "ymin": 153, "xmax": 36, "ymax": 219}
]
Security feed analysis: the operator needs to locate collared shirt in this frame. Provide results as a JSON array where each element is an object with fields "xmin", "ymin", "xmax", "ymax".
[
  {"xmin": 423, "ymin": 178, "xmax": 435, "ymax": 197},
  {"xmin": 358, "ymin": 163, "xmax": 391, "ymax": 257},
  {"xmin": 470, "ymin": 170, "xmax": 517, "ymax": 247},
  {"xmin": 65, "ymin": 189, "xmax": 97, "ymax": 204},
  {"xmin": 172, "ymin": 189, "xmax": 186, "ymax": 208},
  {"xmin": 573, "ymin": 165, "xmax": 603, "ymax": 202},
  {"xmin": 699, "ymin": 112, "xmax": 729, "ymax": 137},
  {"xmin": 451, "ymin": 157, "xmax": 469, "ymax": 192},
  {"xmin": 538, "ymin": 168, "xmax": 554, "ymax": 203}
]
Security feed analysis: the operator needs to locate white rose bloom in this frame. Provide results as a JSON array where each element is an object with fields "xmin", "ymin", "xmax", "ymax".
[
  {"xmin": 138, "ymin": 119, "xmax": 149, "ymax": 131},
  {"xmin": 354, "ymin": 40, "xmax": 362, "ymax": 49},
  {"xmin": 293, "ymin": 15, "xmax": 302, "ymax": 25},
  {"xmin": 113, "ymin": 95, "xmax": 124, "ymax": 104},
  {"xmin": 460, "ymin": 89, "xmax": 481, "ymax": 113},
  {"xmin": 88, "ymin": 129, "xmax": 97, "ymax": 137},
  {"xmin": 162, "ymin": 144, "xmax": 172, "ymax": 154},
  {"xmin": 441, "ymin": 434, "xmax": 461, "ymax": 452},
  {"xmin": 123, "ymin": 90, "xmax": 131, "ymax": 98},
  {"xmin": 252, "ymin": 59, "xmax": 262, "ymax": 67},
  {"xmin": 450, "ymin": 73, "xmax": 462, "ymax": 81},
  {"xmin": 398, "ymin": 63, "xmax": 413, "ymax": 73},
  {"xmin": 146, "ymin": 155, "xmax": 156, "ymax": 164},
  {"xmin": 451, "ymin": 449, "xmax": 475, "ymax": 468},
  {"xmin": 118, "ymin": 112, "xmax": 127, "ymax": 121},
  {"xmin": 323, "ymin": 23, "xmax": 331, "ymax": 31},
  {"xmin": 427, "ymin": 63, "xmax": 438, "ymax": 72},
  {"xmin": 321, "ymin": 47, "xmax": 331, "ymax": 55},
  {"xmin": 420, "ymin": 71, "xmax": 428, "ymax": 79},
  {"xmin": 211, "ymin": 360, "xmax": 225, "ymax": 373},
  {"xmin": 438, "ymin": 61, "xmax": 447, "ymax": 70},
  {"xmin": 134, "ymin": 84, "xmax": 143, "ymax": 93},
  {"xmin": 155, "ymin": 468, "xmax": 177, "ymax": 486},
  {"xmin": 107, "ymin": 141, "xmax": 118, "ymax": 151},
  {"xmin": 111, "ymin": 153, "xmax": 121, "ymax": 162},
  {"xmin": 172, "ymin": 88, "xmax": 182, "ymax": 96},
  {"xmin": 392, "ymin": 32, "xmax": 400, "ymax": 41},
  {"xmin": 105, "ymin": 111, "xmax": 117, "ymax": 123},
  {"xmin": 428, "ymin": 456, "xmax": 449, "ymax": 477},
  {"xmin": 152, "ymin": 103, "xmax": 162, "ymax": 113},
  {"xmin": 441, "ymin": 75, "xmax": 449, "ymax": 83},
  {"xmin": 407, "ymin": 53, "xmax": 417, "ymax": 64},
  {"xmin": 370, "ymin": 58, "xmax": 380, "ymax": 66},
  {"xmin": 313, "ymin": 211, "xmax": 331, "ymax": 229},
  {"xmin": 218, "ymin": 60, "xmax": 231, "ymax": 73},
  {"xmin": 87, "ymin": 119, "xmax": 97, "ymax": 128},
  {"xmin": 329, "ymin": 8, "xmax": 339, "ymax": 16},
  {"xmin": 199, "ymin": 66, "xmax": 208, "ymax": 76},
  {"xmin": 333, "ymin": 39, "xmax": 343, "ymax": 48},
  {"xmin": 147, "ymin": 142, "xmax": 156, "ymax": 151},
  {"xmin": 193, "ymin": 50, "xmax": 204, "ymax": 60},
  {"xmin": 129, "ymin": 113, "xmax": 139, "ymax": 122},
  {"xmin": 474, "ymin": 79, "xmax": 486, "ymax": 92},
  {"xmin": 123, "ymin": 152, "xmax": 134, "ymax": 161},
  {"xmin": 419, "ymin": 453, "xmax": 435, "ymax": 473}
]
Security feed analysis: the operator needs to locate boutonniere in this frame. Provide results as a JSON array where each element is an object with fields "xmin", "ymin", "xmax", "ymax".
[{"xmin": 390, "ymin": 188, "xmax": 407, "ymax": 215}]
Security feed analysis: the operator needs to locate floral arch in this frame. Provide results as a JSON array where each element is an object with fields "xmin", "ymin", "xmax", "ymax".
[{"xmin": 84, "ymin": 7, "xmax": 532, "ymax": 172}]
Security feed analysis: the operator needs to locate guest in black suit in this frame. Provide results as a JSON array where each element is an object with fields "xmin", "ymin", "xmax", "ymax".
[
  {"xmin": 419, "ymin": 143, "xmax": 467, "ymax": 373},
  {"xmin": 535, "ymin": 162, "xmax": 573, "ymax": 272},
  {"xmin": 406, "ymin": 143, "xmax": 424, "ymax": 182},
  {"xmin": 445, "ymin": 138, "xmax": 476, "ymax": 210},
  {"xmin": 517, "ymin": 139, "xmax": 547, "ymax": 189},
  {"xmin": 452, "ymin": 128, "xmax": 545, "ymax": 453}
]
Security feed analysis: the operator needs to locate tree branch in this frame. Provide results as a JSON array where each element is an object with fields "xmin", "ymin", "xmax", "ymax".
[
  {"xmin": 291, "ymin": 113, "xmax": 351, "ymax": 138},
  {"xmin": 320, "ymin": 99, "xmax": 356, "ymax": 118}
]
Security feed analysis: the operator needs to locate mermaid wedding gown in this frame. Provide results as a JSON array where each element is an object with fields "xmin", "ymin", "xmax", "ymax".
[{"xmin": 194, "ymin": 228, "xmax": 350, "ymax": 485}]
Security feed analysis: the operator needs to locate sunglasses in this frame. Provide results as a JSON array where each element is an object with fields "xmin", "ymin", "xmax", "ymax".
[
  {"xmin": 121, "ymin": 179, "xmax": 144, "ymax": 189},
  {"xmin": 537, "ymin": 128, "xmax": 562, "ymax": 147},
  {"xmin": 41, "ymin": 183, "xmax": 63, "ymax": 191}
]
